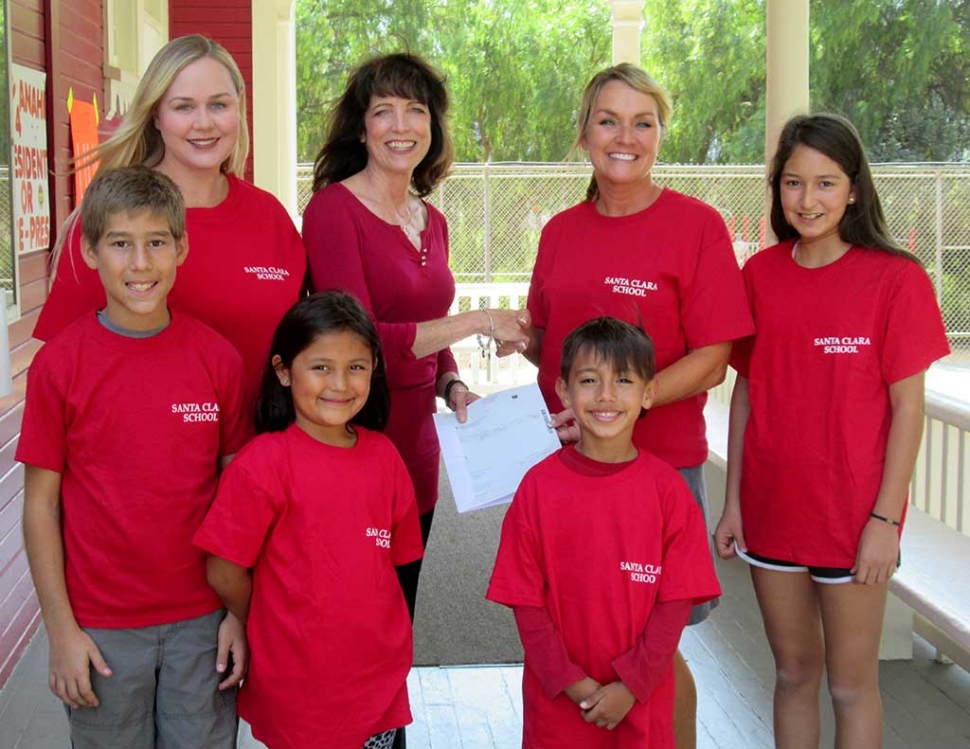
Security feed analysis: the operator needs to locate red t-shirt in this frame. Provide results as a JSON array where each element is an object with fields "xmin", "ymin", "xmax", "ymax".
[
  {"xmin": 487, "ymin": 448, "xmax": 721, "ymax": 749},
  {"xmin": 16, "ymin": 311, "xmax": 247, "ymax": 628},
  {"xmin": 194, "ymin": 424, "xmax": 424, "ymax": 749},
  {"xmin": 528, "ymin": 191, "xmax": 754, "ymax": 468},
  {"xmin": 732, "ymin": 243, "xmax": 951, "ymax": 567},
  {"xmin": 34, "ymin": 175, "xmax": 307, "ymax": 414},
  {"xmin": 303, "ymin": 183, "xmax": 459, "ymax": 514},
  {"xmin": 513, "ymin": 448, "xmax": 693, "ymax": 705}
]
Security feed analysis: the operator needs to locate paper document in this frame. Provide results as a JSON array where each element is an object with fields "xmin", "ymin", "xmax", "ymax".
[{"xmin": 434, "ymin": 383, "xmax": 561, "ymax": 513}]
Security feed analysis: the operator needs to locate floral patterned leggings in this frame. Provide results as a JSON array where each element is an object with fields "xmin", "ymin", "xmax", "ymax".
[{"xmin": 363, "ymin": 729, "xmax": 397, "ymax": 749}]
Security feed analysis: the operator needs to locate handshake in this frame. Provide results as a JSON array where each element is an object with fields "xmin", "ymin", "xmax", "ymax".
[{"xmin": 483, "ymin": 308, "xmax": 532, "ymax": 357}]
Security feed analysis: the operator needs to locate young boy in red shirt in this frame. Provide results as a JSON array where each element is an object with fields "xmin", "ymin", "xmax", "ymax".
[
  {"xmin": 18, "ymin": 167, "xmax": 248, "ymax": 749},
  {"xmin": 488, "ymin": 317, "xmax": 721, "ymax": 748}
]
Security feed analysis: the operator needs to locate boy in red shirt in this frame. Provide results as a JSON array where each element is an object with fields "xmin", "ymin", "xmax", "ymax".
[
  {"xmin": 488, "ymin": 317, "xmax": 721, "ymax": 748},
  {"xmin": 18, "ymin": 167, "xmax": 248, "ymax": 749}
]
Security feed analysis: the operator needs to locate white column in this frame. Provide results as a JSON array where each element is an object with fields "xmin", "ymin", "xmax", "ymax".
[
  {"xmin": 251, "ymin": 0, "xmax": 298, "ymax": 219},
  {"xmin": 764, "ymin": 0, "xmax": 809, "ymax": 241},
  {"xmin": 611, "ymin": 0, "xmax": 645, "ymax": 65}
]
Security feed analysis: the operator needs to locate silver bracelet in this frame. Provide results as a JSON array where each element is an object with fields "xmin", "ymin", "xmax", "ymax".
[{"xmin": 476, "ymin": 309, "xmax": 494, "ymax": 358}]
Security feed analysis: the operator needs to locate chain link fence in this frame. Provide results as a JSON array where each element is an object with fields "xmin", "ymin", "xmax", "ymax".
[
  {"xmin": 0, "ymin": 166, "xmax": 25, "ymax": 311},
  {"xmin": 0, "ymin": 166, "xmax": 12, "ymax": 299},
  {"xmin": 297, "ymin": 162, "xmax": 970, "ymax": 348}
]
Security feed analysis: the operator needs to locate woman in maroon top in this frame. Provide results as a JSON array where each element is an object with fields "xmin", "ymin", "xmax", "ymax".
[{"xmin": 302, "ymin": 54, "xmax": 529, "ymax": 640}]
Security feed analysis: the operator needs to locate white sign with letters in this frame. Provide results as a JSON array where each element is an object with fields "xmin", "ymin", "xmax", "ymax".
[{"xmin": 10, "ymin": 64, "xmax": 50, "ymax": 253}]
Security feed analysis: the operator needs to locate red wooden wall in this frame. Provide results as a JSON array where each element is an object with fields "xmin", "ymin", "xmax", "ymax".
[
  {"xmin": 1, "ymin": 0, "xmax": 47, "ymax": 689},
  {"xmin": 0, "ymin": 0, "xmax": 104, "ymax": 690},
  {"xmin": 48, "ymin": 0, "xmax": 105, "ymax": 231},
  {"xmin": 170, "ymin": 1, "xmax": 255, "ymax": 180}
]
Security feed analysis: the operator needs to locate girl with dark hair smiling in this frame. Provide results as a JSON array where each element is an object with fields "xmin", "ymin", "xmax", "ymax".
[
  {"xmin": 716, "ymin": 113, "xmax": 949, "ymax": 748},
  {"xmin": 196, "ymin": 291, "xmax": 422, "ymax": 749}
]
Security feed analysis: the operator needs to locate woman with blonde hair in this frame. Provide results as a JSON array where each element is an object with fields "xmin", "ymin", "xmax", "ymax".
[
  {"xmin": 512, "ymin": 63, "xmax": 754, "ymax": 748},
  {"xmin": 35, "ymin": 34, "xmax": 306, "ymax": 413}
]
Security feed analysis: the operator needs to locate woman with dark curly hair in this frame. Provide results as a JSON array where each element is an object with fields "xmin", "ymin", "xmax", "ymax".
[{"xmin": 302, "ymin": 53, "xmax": 530, "ymax": 637}]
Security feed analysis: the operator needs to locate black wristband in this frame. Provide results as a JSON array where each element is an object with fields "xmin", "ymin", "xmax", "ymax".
[
  {"xmin": 443, "ymin": 378, "xmax": 467, "ymax": 408},
  {"xmin": 870, "ymin": 511, "xmax": 901, "ymax": 527}
]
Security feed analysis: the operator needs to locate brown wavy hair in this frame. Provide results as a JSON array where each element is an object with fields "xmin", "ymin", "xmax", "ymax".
[{"xmin": 311, "ymin": 53, "xmax": 453, "ymax": 198}]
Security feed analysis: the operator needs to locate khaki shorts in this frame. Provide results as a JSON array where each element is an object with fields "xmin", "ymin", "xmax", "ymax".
[{"xmin": 67, "ymin": 608, "xmax": 238, "ymax": 749}]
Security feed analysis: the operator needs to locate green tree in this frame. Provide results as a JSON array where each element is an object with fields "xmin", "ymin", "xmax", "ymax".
[
  {"xmin": 640, "ymin": 0, "xmax": 969, "ymax": 163},
  {"xmin": 296, "ymin": 0, "xmax": 970, "ymax": 164},
  {"xmin": 641, "ymin": 0, "xmax": 765, "ymax": 163},
  {"xmin": 810, "ymin": 0, "xmax": 970, "ymax": 161},
  {"xmin": 295, "ymin": 0, "xmax": 434, "ymax": 162},
  {"xmin": 295, "ymin": 0, "xmax": 610, "ymax": 163},
  {"xmin": 434, "ymin": 0, "xmax": 611, "ymax": 161}
]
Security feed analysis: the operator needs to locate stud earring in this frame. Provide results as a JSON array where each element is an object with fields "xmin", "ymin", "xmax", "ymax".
[{"xmin": 848, "ymin": 197, "xmax": 855, "ymax": 204}]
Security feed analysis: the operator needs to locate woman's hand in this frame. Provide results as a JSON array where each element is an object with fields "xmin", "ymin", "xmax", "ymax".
[
  {"xmin": 714, "ymin": 504, "xmax": 746, "ymax": 559},
  {"xmin": 489, "ymin": 309, "xmax": 531, "ymax": 356},
  {"xmin": 449, "ymin": 384, "xmax": 481, "ymax": 424},
  {"xmin": 852, "ymin": 517, "xmax": 900, "ymax": 585},
  {"xmin": 549, "ymin": 407, "xmax": 580, "ymax": 443},
  {"xmin": 495, "ymin": 339, "xmax": 526, "ymax": 357}
]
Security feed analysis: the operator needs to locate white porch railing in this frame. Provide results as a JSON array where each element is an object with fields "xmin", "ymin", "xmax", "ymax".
[{"xmin": 912, "ymin": 392, "xmax": 970, "ymax": 535}]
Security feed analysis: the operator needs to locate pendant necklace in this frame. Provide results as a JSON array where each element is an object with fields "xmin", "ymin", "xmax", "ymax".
[{"xmin": 395, "ymin": 201, "xmax": 421, "ymax": 246}]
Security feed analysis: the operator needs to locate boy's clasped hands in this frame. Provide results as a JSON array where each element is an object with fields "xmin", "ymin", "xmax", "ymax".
[{"xmin": 565, "ymin": 676, "xmax": 636, "ymax": 731}]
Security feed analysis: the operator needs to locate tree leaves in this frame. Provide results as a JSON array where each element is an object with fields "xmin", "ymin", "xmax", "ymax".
[
  {"xmin": 295, "ymin": 0, "xmax": 969, "ymax": 163},
  {"xmin": 296, "ymin": 0, "xmax": 610, "ymax": 163}
]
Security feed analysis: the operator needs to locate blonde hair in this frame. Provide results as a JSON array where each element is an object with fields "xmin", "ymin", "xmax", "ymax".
[
  {"xmin": 573, "ymin": 64, "xmax": 672, "ymax": 202},
  {"xmin": 51, "ymin": 35, "xmax": 249, "ymax": 286},
  {"xmin": 79, "ymin": 35, "xmax": 248, "ymax": 176}
]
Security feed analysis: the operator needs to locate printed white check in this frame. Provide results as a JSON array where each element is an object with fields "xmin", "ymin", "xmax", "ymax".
[{"xmin": 434, "ymin": 383, "xmax": 561, "ymax": 513}]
